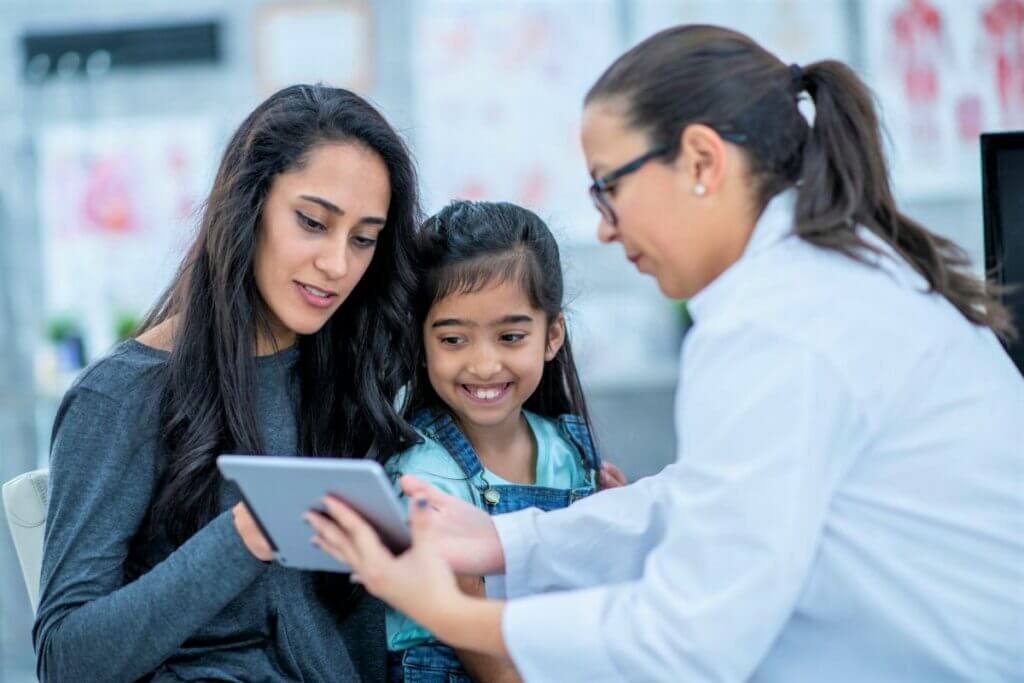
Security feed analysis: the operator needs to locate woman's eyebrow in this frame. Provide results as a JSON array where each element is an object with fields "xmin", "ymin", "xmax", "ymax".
[
  {"xmin": 299, "ymin": 194, "xmax": 386, "ymax": 226},
  {"xmin": 300, "ymin": 194, "xmax": 342, "ymax": 214}
]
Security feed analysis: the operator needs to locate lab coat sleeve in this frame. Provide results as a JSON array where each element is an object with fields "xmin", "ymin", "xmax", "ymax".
[
  {"xmin": 493, "ymin": 472, "xmax": 669, "ymax": 598},
  {"xmin": 500, "ymin": 322, "xmax": 862, "ymax": 682}
]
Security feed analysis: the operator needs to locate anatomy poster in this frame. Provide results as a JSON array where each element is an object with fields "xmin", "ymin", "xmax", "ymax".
[
  {"xmin": 411, "ymin": 0, "xmax": 620, "ymax": 244},
  {"xmin": 632, "ymin": 0, "xmax": 852, "ymax": 65},
  {"xmin": 37, "ymin": 118, "xmax": 215, "ymax": 355},
  {"xmin": 863, "ymin": 0, "xmax": 1024, "ymax": 198}
]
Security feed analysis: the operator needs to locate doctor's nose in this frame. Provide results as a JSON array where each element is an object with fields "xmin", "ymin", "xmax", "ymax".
[{"xmin": 597, "ymin": 218, "xmax": 619, "ymax": 244}]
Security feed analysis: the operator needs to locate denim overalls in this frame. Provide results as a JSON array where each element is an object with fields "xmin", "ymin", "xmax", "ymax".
[{"xmin": 388, "ymin": 409, "xmax": 601, "ymax": 683}]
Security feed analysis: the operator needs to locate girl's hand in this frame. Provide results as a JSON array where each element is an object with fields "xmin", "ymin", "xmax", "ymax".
[
  {"xmin": 599, "ymin": 461, "xmax": 628, "ymax": 489},
  {"xmin": 232, "ymin": 502, "xmax": 275, "ymax": 561},
  {"xmin": 307, "ymin": 493, "xmax": 462, "ymax": 628},
  {"xmin": 398, "ymin": 475, "xmax": 505, "ymax": 576}
]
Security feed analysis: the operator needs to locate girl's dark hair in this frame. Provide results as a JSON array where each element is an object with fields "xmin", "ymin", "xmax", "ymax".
[
  {"xmin": 406, "ymin": 201, "xmax": 595, "ymax": 435},
  {"xmin": 586, "ymin": 24, "xmax": 1015, "ymax": 341},
  {"xmin": 139, "ymin": 84, "xmax": 421, "ymax": 550}
]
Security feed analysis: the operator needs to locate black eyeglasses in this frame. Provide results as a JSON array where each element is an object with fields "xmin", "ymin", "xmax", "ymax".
[
  {"xmin": 589, "ymin": 145, "xmax": 670, "ymax": 227},
  {"xmin": 588, "ymin": 131, "xmax": 748, "ymax": 226}
]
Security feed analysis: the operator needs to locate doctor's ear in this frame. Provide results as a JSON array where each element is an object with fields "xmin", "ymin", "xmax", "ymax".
[{"xmin": 676, "ymin": 123, "xmax": 729, "ymax": 196}]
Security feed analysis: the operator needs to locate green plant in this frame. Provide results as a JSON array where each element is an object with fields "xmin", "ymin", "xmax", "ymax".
[
  {"xmin": 45, "ymin": 315, "xmax": 82, "ymax": 343},
  {"xmin": 114, "ymin": 311, "xmax": 140, "ymax": 341}
]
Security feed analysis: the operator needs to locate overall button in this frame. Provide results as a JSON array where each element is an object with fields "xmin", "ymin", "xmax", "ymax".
[{"xmin": 482, "ymin": 488, "xmax": 501, "ymax": 506}]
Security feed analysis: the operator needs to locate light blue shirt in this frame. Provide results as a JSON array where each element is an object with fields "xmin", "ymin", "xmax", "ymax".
[
  {"xmin": 384, "ymin": 410, "xmax": 590, "ymax": 651},
  {"xmin": 494, "ymin": 191, "xmax": 1024, "ymax": 682}
]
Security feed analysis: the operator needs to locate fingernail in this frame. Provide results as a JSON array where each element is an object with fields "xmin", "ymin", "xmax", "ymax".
[{"xmin": 416, "ymin": 497, "xmax": 429, "ymax": 509}]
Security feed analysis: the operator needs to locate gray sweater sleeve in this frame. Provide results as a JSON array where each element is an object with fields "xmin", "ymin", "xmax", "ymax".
[{"xmin": 33, "ymin": 386, "xmax": 270, "ymax": 682}]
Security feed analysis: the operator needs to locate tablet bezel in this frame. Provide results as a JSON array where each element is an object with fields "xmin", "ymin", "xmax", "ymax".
[{"xmin": 217, "ymin": 455, "xmax": 410, "ymax": 573}]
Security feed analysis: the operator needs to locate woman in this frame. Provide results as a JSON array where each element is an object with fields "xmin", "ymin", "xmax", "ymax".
[
  {"xmin": 308, "ymin": 26, "xmax": 1024, "ymax": 682},
  {"xmin": 34, "ymin": 84, "xmax": 420, "ymax": 681}
]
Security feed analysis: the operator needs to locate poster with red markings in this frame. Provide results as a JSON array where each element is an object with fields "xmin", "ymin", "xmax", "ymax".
[
  {"xmin": 633, "ymin": 0, "xmax": 852, "ymax": 66},
  {"xmin": 980, "ymin": 0, "xmax": 1024, "ymax": 128},
  {"xmin": 863, "ymin": 0, "xmax": 1024, "ymax": 198},
  {"xmin": 37, "ymin": 118, "xmax": 215, "ymax": 356},
  {"xmin": 412, "ymin": 0, "xmax": 619, "ymax": 244}
]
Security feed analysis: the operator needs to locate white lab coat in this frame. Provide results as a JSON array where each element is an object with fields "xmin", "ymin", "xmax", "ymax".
[{"xmin": 494, "ymin": 191, "xmax": 1024, "ymax": 682}]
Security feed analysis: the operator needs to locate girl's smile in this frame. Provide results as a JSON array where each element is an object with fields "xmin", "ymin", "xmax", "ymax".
[
  {"xmin": 423, "ymin": 279, "xmax": 564, "ymax": 435},
  {"xmin": 459, "ymin": 382, "xmax": 514, "ymax": 405}
]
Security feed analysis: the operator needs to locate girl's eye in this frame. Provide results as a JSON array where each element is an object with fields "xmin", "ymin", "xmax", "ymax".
[
  {"xmin": 296, "ymin": 211, "xmax": 325, "ymax": 232},
  {"xmin": 439, "ymin": 336, "xmax": 464, "ymax": 346},
  {"xmin": 353, "ymin": 235, "xmax": 378, "ymax": 249},
  {"xmin": 500, "ymin": 333, "xmax": 526, "ymax": 344}
]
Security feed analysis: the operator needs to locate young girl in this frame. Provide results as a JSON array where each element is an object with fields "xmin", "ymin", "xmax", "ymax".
[{"xmin": 383, "ymin": 200, "xmax": 625, "ymax": 682}]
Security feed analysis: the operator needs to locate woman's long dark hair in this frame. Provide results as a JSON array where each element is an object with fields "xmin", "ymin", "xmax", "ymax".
[
  {"xmin": 406, "ymin": 201, "xmax": 595, "ymax": 437},
  {"xmin": 586, "ymin": 25, "xmax": 1016, "ymax": 340},
  {"xmin": 139, "ymin": 84, "xmax": 421, "ymax": 549}
]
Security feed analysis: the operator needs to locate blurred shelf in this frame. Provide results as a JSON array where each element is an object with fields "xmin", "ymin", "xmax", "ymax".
[
  {"xmin": 897, "ymin": 184, "xmax": 982, "ymax": 205},
  {"xmin": 580, "ymin": 361, "xmax": 679, "ymax": 394}
]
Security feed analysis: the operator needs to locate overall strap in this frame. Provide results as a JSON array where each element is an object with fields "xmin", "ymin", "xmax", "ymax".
[
  {"xmin": 557, "ymin": 414, "xmax": 602, "ymax": 474},
  {"xmin": 410, "ymin": 409, "xmax": 484, "ymax": 479},
  {"xmin": 410, "ymin": 409, "xmax": 439, "ymax": 432}
]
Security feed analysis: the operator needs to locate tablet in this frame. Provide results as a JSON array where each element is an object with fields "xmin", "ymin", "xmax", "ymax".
[{"xmin": 217, "ymin": 455, "xmax": 411, "ymax": 573}]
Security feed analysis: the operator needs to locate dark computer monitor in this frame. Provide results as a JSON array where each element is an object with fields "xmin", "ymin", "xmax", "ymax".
[{"xmin": 981, "ymin": 131, "xmax": 1024, "ymax": 376}]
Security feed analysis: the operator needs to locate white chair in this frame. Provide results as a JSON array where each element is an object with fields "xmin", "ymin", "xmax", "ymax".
[{"xmin": 2, "ymin": 468, "xmax": 49, "ymax": 614}]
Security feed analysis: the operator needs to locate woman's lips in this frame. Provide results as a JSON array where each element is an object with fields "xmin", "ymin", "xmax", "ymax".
[{"xmin": 295, "ymin": 281, "xmax": 337, "ymax": 309}]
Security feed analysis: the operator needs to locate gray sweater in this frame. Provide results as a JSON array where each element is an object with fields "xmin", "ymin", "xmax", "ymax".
[{"xmin": 33, "ymin": 340, "xmax": 386, "ymax": 682}]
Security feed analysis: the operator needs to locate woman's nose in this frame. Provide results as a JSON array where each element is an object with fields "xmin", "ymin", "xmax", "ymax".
[{"xmin": 314, "ymin": 239, "xmax": 349, "ymax": 280}]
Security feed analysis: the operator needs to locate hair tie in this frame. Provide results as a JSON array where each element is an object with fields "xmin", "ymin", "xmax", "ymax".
[{"xmin": 788, "ymin": 63, "xmax": 804, "ymax": 94}]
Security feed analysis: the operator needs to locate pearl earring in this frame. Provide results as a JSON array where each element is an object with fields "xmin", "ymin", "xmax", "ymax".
[{"xmin": 693, "ymin": 183, "xmax": 707, "ymax": 197}]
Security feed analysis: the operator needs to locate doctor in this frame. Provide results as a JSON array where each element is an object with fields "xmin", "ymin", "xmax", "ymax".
[{"xmin": 308, "ymin": 25, "xmax": 1024, "ymax": 681}]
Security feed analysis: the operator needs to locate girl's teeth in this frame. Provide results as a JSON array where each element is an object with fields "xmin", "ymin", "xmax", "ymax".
[{"xmin": 468, "ymin": 385, "xmax": 507, "ymax": 400}]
